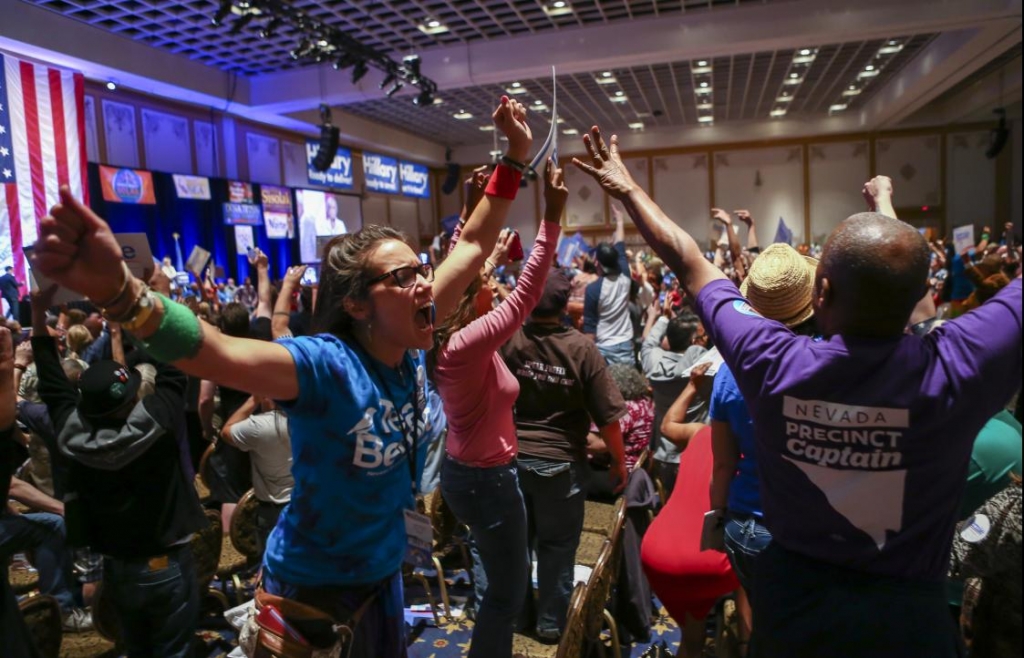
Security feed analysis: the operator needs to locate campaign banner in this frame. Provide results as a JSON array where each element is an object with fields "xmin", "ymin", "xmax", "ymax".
[
  {"xmin": 186, "ymin": 245, "xmax": 211, "ymax": 280},
  {"xmin": 223, "ymin": 202, "xmax": 264, "ymax": 226},
  {"xmin": 400, "ymin": 161, "xmax": 430, "ymax": 198},
  {"xmin": 306, "ymin": 139, "xmax": 354, "ymax": 190},
  {"xmin": 228, "ymin": 180, "xmax": 254, "ymax": 204},
  {"xmin": 99, "ymin": 166, "xmax": 157, "ymax": 204},
  {"xmin": 363, "ymin": 152, "xmax": 399, "ymax": 194},
  {"xmin": 172, "ymin": 174, "xmax": 212, "ymax": 200},
  {"xmin": 261, "ymin": 185, "xmax": 295, "ymax": 239}
]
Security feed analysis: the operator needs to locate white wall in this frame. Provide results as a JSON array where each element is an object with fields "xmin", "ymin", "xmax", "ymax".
[
  {"xmin": 808, "ymin": 141, "xmax": 870, "ymax": 244},
  {"xmin": 713, "ymin": 146, "xmax": 806, "ymax": 246},
  {"xmin": 946, "ymin": 131, "xmax": 997, "ymax": 228}
]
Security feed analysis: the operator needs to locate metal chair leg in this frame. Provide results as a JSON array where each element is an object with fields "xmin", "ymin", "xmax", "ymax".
[
  {"xmin": 603, "ymin": 609, "xmax": 621, "ymax": 658},
  {"xmin": 431, "ymin": 555, "xmax": 452, "ymax": 620}
]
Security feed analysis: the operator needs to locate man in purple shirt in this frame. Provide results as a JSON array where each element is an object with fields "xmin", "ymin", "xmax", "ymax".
[{"xmin": 573, "ymin": 127, "xmax": 1021, "ymax": 657}]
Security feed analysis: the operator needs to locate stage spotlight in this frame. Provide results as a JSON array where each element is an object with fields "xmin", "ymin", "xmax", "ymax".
[
  {"xmin": 259, "ymin": 17, "xmax": 282, "ymax": 38},
  {"xmin": 403, "ymin": 54, "xmax": 422, "ymax": 81},
  {"xmin": 379, "ymin": 71, "xmax": 397, "ymax": 90},
  {"xmin": 351, "ymin": 60, "xmax": 369, "ymax": 84},
  {"xmin": 385, "ymin": 81, "xmax": 404, "ymax": 98},
  {"xmin": 229, "ymin": 12, "xmax": 255, "ymax": 35},
  {"xmin": 413, "ymin": 89, "xmax": 434, "ymax": 106},
  {"xmin": 290, "ymin": 39, "xmax": 313, "ymax": 60},
  {"xmin": 212, "ymin": 1, "xmax": 232, "ymax": 26},
  {"xmin": 333, "ymin": 52, "xmax": 357, "ymax": 71}
]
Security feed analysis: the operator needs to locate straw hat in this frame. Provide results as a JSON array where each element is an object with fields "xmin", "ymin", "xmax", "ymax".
[{"xmin": 739, "ymin": 243, "xmax": 818, "ymax": 327}]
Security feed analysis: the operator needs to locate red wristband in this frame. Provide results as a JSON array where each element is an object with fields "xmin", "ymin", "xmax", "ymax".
[{"xmin": 485, "ymin": 164, "xmax": 522, "ymax": 200}]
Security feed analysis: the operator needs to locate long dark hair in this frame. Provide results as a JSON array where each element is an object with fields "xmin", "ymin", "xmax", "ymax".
[
  {"xmin": 312, "ymin": 225, "xmax": 409, "ymax": 336},
  {"xmin": 426, "ymin": 275, "xmax": 482, "ymax": 376}
]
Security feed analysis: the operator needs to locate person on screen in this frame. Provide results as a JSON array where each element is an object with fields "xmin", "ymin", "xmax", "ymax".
[{"xmin": 316, "ymin": 195, "xmax": 347, "ymax": 236}]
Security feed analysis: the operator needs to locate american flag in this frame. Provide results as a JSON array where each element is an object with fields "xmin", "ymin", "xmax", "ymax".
[{"xmin": 0, "ymin": 52, "xmax": 89, "ymax": 280}]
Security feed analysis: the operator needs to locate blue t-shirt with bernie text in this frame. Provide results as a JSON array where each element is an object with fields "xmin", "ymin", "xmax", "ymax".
[{"xmin": 265, "ymin": 334, "xmax": 431, "ymax": 586}]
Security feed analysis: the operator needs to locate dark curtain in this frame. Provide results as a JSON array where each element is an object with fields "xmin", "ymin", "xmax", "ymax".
[{"xmin": 87, "ymin": 164, "xmax": 299, "ymax": 283}]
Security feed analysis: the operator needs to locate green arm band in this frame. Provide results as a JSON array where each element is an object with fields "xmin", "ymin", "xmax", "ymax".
[{"xmin": 131, "ymin": 294, "xmax": 204, "ymax": 363}]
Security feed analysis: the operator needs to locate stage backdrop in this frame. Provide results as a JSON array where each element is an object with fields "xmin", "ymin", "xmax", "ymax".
[{"xmin": 88, "ymin": 164, "xmax": 298, "ymax": 283}]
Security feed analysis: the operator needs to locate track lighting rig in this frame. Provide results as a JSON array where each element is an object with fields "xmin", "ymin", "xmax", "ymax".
[{"xmin": 211, "ymin": 0, "xmax": 438, "ymax": 106}]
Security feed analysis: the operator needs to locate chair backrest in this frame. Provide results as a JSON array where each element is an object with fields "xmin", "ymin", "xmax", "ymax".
[
  {"xmin": 582, "ymin": 537, "xmax": 616, "ymax": 639},
  {"xmin": 19, "ymin": 594, "xmax": 62, "ymax": 658},
  {"xmin": 231, "ymin": 489, "xmax": 262, "ymax": 562},
  {"xmin": 193, "ymin": 507, "xmax": 224, "ymax": 590},
  {"xmin": 198, "ymin": 442, "xmax": 216, "ymax": 490},
  {"xmin": 555, "ymin": 582, "xmax": 588, "ymax": 658}
]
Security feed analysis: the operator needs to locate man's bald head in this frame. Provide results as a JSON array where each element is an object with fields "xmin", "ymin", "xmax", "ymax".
[{"xmin": 814, "ymin": 212, "xmax": 930, "ymax": 337}]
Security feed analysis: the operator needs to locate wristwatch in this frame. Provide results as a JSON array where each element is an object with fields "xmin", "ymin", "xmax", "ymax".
[
  {"xmin": 500, "ymin": 154, "xmax": 529, "ymax": 173},
  {"xmin": 120, "ymin": 288, "xmax": 157, "ymax": 332}
]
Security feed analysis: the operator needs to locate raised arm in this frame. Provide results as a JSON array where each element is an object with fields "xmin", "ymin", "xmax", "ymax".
[
  {"xmin": 445, "ymin": 160, "xmax": 566, "ymax": 359},
  {"xmin": 863, "ymin": 175, "xmax": 897, "ymax": 219},
  {"xmin": 712, "ymin": 208, "xmax": 746, "ymax": 280},
  {"xmin": 735, "ymin": 210, "xmax": 758, "ymax": 253},
  {"xmin": 249, "ymin": 248, "xmax": 272, "ymax": 319},
  {"xmin": 710, "ymin": 419, "xmax": 740, "ymax": 513},
  {"xmin": 30, "ymin": 187, "xmax": 301, "ymax": 401},
  {"xmin": 434, "ymin": 98, "xmax": 532, "ymax": 322},
  {"xmin": 274, "ymin": 265, "xmax": 306, "ymax": 339},
  {"xmin": 660, "ymin": 363, "xmax": 710, "ymax": 449},
  {"xmin": 572, "ymin": 128, "xmax": 725, "ymax": 300}
]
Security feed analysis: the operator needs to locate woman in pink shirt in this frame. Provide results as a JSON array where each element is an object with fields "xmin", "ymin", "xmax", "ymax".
[{"xmin": 430, "ymin": 160, "xmax": 567, "ymax": 658}]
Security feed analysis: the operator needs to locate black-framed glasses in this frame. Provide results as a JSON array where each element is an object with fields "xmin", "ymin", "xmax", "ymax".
[{"xmin": 368, "ymin": 262, "xmax": 434, "ymax": 288}]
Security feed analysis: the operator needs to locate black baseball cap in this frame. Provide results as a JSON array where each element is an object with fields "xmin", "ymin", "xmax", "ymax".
[{"xmin": 77, "ymin": 361, "xmax": 141, "ymax": 421}]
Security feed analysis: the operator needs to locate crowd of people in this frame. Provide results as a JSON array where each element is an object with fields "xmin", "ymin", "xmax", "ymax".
[{"xmin": 0, "ymin": 95, "xmax": 1020, "ymax": 658}]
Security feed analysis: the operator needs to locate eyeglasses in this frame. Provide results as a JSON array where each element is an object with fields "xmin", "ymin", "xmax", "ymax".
[{"xmin": 368, "ymin": 262, "xmax": 434, "ymax": 289}]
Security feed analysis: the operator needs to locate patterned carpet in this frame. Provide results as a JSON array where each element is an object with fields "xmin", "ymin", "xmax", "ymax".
[{"xmin": 44, "ymin": 568, "xmax": 685, "ymax": 658}]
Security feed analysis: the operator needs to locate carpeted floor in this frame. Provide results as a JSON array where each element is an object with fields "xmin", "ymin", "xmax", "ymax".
[{"xmin": 45, "ymin": 566, "xmax": 685, "ymax": 658}]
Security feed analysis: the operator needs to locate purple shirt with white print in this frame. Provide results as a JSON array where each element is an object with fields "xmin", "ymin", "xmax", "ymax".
[{"xmin": 693, "ymin": 277, "xmax": 1022, "ymax": 581}]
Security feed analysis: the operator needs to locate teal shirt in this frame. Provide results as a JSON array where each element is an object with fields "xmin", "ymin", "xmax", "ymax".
[
  {"xmin": 949, "ymin": 409, "xmax": 1022, "ymax": 606},
  {"xmin": 264, "ymin": 335, "xmax": 432, "ymax": 586}
]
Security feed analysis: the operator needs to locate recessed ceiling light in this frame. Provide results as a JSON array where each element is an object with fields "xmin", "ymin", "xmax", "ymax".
[
  {"xmin": 453, "ymin": 110, "xmax": 473, "ymax": 120},
  {"xmin": 698, "ymin": 115, "xmax": 714, "ymax": 124},
  {"xmin": 596, "ymin": 73, "xmax": 617, "ymax": 84},
  {"xmin": 479, "ymin": 125, "xmax": 495, "ymax": 131},
  {"xmin": 842, "ymin": 87, "xmax": 862, "ymax": 97},
  {"xmin": 699, "ymin": 81, "xmax": 709, "ymax": 88},
  {"xmin": 418, "ymin": 19, "xmax": 449, "ymax": 35},
  {"xmin": 776, "ymin": 94, "xmax": 793, "ymax": 102},
  {"xmin": 695, "ymin": 86, "xmax": 713, "ymax": 95},
  {"xmin": 505, "ymin": 82, "xmax": 528, "ymax": 95},
  {"xmin": 615, "ymin": 90, "xmax": 625, "ymax": 96},
  {"xmin": 865, "ymin": 64, "xmax": 875, "ymax": 71},
  {"xmin": 697, "ymin": 102, "xmax": 713, "ymax": 111},
  {"xmin": 692, "ymin": 63, "xmax": 713, "ymax": 74},
  {"xmin": 697, "ymin": 60, "xmax": 708, "ymax": 66},
  {"xmin": 106, "ymin": 80, "xmax": 117, "ymax": 91},
  {"xmin": 770, "ymin": 108, "xmax": 787, "ymax": 118},
  {"xmin": 858, "ymin": 69, "xmax": 879, "ymax": 79},
  {"xmin": 784, "ymin": 77, "xmax": 802, "ymax": 85},
  {"xmin": 489, "ymin": 149, "xmax": 503, "ymax": 157},
  {"xmin": 432, "ymin": 97, "xmax": 444, "ymax": 105},
  {"xmin": 602, "ymin": 71, "xmax": 613, "ymax": 77},
  {"xmin": 878, "ymin": 42, "xmax": 903, "ymax": 55},
  {"xmin": 534, "ymin": 99, "xmax": 544, "ymax": 105},
  {"xmin": 562, "ymin": 128, "xmax": 579, "ymax": 135},
  {"xmin": 829, "ymin": 103, "xmax": 848, "ymax": 112},
  {"xmin": 511, "ymin": 81, "xmax": 522, "ymax": 88},
  {"xmin": 790, "ymin": 72, "xmax": 800, "ymax": 79},
  {"xmin": 610, "ymin": 95, "xmax": 629, "ymax": 103},
  {"xmin": 628, "ymin": 121, "xmax": 644, "ymax": 130},
  {"xmin": 544, "ymin": 1, "xmax": 573, "ymax": 16},
  {"xmin": 799, "ymin": 49, "xmax": 812, "ymax": 56}
]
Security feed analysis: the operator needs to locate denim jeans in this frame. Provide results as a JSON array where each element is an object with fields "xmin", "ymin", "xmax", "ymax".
[
  {"xmin": 723, "ymin": 514, "xmax": 772, "ymax": 594},
  {"xmin": 517, "ymin": 456, "xmax": 587, "ymax": 637},
  {"xmin": 261, "ymin": 567, "xmax": 406, "ymax": 658},
  {"xmin": 597, "ymin": 339, "xmax": 635, "ymax": 366},
  {"xmin": 0, "ymin": 512, "xmax": 76, "ymax": 612},
  {"xmin": 441, "ymin": 457, "xmax": 528, "ymax": 658},
  {"xmin": 102, "ymin": 544, "xmax": 199, "ymax": 658}
]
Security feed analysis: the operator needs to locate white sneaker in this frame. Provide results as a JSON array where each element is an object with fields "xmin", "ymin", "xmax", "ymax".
[{"xmin": 62, "ymin": 607, "xmax": 94, "ymax": 633}]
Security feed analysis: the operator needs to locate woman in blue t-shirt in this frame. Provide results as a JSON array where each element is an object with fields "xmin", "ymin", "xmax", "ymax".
[
  {"xmin": 31, "ymin": 97, "xmax": 533, "ymax": 657},
  {"xmin": 708, "ymin": 243, "xmax": 819, "ymax": 652}
]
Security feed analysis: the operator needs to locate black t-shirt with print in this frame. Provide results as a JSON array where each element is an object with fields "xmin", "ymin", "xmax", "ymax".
[{"xmin": 500, "ymin": 322, "xmax": 626, "ymax": 462}]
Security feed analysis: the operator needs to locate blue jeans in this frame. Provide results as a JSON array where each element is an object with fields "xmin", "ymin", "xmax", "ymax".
[
  {"xmin": 517, "ymin": 456, "xmax": 587, "ymax": 637},
  {"xmin": 597, "ymin": 339, "xmax": 635, "ymax": 366},
  {"xmin": 441, "ymin": 457, "xmax": 528, "ymax": 658},
  {"xmin": 723, "ymin": 514, "xmax": 772, "ymax": 594},
  {"xmin": 261, "ymin": 567, "xmax": 406, "ymax": 658},
  {"xmin": 102, "ymin": 544, "xmax": 199, "ymax": 658},
  {"xmin": 0, "ymin": 512, "xmax": 75, "ymax": 612}
]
